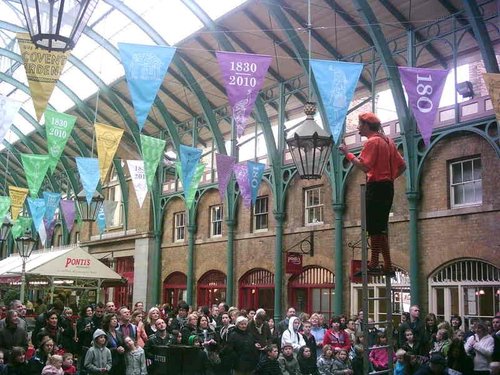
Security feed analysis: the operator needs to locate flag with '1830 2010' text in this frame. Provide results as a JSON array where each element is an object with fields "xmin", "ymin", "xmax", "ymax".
[{"xmin": 398, "ymin": 67, "xmax": 448, "ymax": 146}]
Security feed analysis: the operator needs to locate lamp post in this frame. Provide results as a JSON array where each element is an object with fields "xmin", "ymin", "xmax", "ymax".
[
  {"xmin": 285, "ymin": 102, "xmax": 333, "ymax": 179},
  {"xmin": 16, "ymin": 229, "xmax": 38, "ymax": 303},
  {"xmin": 76, "ymin": 190, "xmax": 104, "ymax": 222},
  {"xmin": 0, "ymin": 218, "xmax": 13, "ymax": 250},
  {"xmin": 20, "ymin": 0, "xmax": 99, "ymax": 51}
]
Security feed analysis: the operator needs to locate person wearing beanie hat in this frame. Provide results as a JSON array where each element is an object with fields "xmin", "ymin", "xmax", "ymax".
[
  {"xmin": 278, "ymin": 341, "xmax": 301, "ymax": 375},
  {"xmin": 227, "ymin": 314, "xmax": 259, "ymax": 374},
  {"xmin": 248, "ymin": 309, "xmax": 272, "ymax": 353},
  {"xmin": 84, "ymin": 329, "xmax": 112, "ymax": 374},
  {"xmin": 339, "ymin": 112, "xmax": 406, "ymax": 276}
]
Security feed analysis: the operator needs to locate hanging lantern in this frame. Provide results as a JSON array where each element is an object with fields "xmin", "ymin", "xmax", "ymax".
[
  {"xmin": 286, "ymin": 102, "xmax": 333, "ymax": 179},
  {"xmin": 20, "ymin": 0, "xmax": 99, "ymax": 51},
  {"xmin": 76, "ymin": 189, "xmax": 104, "ymax": 222}
]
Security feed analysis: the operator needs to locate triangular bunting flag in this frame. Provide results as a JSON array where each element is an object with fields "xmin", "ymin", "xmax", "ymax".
[
  {"xmin": 27, "ymin": 197, "xmax": 46, "ymax": 235},
  {"xmin": 0, "ymin": 95, "xmax": 22, "ymax": 145},
  {"xmin": 21, "ymin": 154, "xmax": 51, "ymax": 197},
  {"xmin": 140, "ymin": 134, "xmax": 166, "ymax": 190},
  {"xmin": 11, "ymin": 216, "xmax": 32, "ymax": 240},
  {"xmin": 247, "ymin": 161, "xmax": 265, "ymax": 206},
  {"xmin": 60, "ymin": 199, "xmax": 76, "ymax": 233},
  {"xmin": 96, "ymin": 205, "xmax": 106, "ymax": 234},
  {"xmin": 127, "ymin": 160, "xmax": 148, "ymax": 208},
  {"xmin": 17, "ymin": 33, "xmax": 69, "ymax": 121},
  {"xmin": 483, "ymin": 73, "xmax": 500, "ymax": 122},
  {"xmin": 45, "ymin": 109, "xmax": 76, "ymax": 173},
  {"xmin": 179, "ymin": 145, "xmax": 202, "ymax": 195},
  {"xmin": 76, "ymin": 157, "xmax": 100, "ymax": 204},
  {"xmin": 215, "ymin": 153, "xmax": 236, "ymax": 201},
  {"xmin": 95, "ymin": 123, "xmax": 124, "ymax": 183},
  {"xmin": 398, "ymin": 67, "xmax": 449, "ymax": 146},
  {"xmin": 118, "ymin": 43, "xmax": 177, "ymax": 131},
  {"xmin": 0, "ymin": 197, "xmax": 11, "ymax": 221},
  {"xmin": 9, "ymin": 186, "xmax": 29, "ymax": 220},
  {"xmin": 216, "ymin": 51, "xmax": 272, "ymax": 137},
  {"xmin": 233, "ymin": 162, "xmax": 252, "ymax": 208},
  {"xmin": 43, "ymin": 191, "xmax": 61, "ymax": 223},
  {"xmin": 310, "ymin": 60, "xmax": 364, "ymax": 143}
]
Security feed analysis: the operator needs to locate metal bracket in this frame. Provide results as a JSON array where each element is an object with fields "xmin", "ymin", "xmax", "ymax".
[{"xmin": 282, "ymin": 231, "xmax": 314, "ymax": 256}]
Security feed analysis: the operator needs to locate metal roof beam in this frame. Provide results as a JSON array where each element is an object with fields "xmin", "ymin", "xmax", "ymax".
[{"xmin": 324, "ymin": 0, "xmax": 373, "ymax": 45}]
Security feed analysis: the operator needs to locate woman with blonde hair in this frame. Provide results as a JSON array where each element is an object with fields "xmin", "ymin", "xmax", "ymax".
[{"xmin": 144, "ymin": 307, "xmax": 161, "ymax": 337}]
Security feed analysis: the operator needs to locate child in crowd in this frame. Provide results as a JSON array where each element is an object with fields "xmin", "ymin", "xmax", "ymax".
[
  {"xmin": 41, "ymin": 354, "xmax": 64, "ymax": 375},
  {"xmin": 401, "ymin": 329, "xmax": 422, "ymax": 356},
  {"xmin": 394, "ymin": 349, "xmax": 408, "ymax": 375},
  {"xmin": 254, "ymin": 344, "xmax": 281, "ymax": 375},
  {"xmin": 279, "ymin": 341, "xmax": 301, "ymax": 375},
  {"xmin": 124, "ymin": 336, "xmax": 147, "ymax": 375},
  {"xmin": 350, "ymin": 345, "xmax": 364, "ymax": 375},
  {"xmin": 369, "ymin": 333, "xmax": 392, "ymax": 371},
  {"xmin": 429, "ymin": 328, "xmax": 451, "ymax": 357},
  {"xmin": 4, "ymin": 346, "xmax": 28, "ymax": 375},
  {"xmin": 62, "ymin": 353, "xmax": 77, "ymax": 375},
  {"xmin": 317, "ymin": 344, "xmax": 335, "ymax": 375},
  {"xmin": 332, "ymin": 348, "xmax": 353, "ymax": 375},
  {"xmin": 302, "ymin": 320, "xmax": 318, "ymax": 359},
  {"xmin": 298, "ymin": 346, "xmax": 319, "ymax": 375},
  {"xmin": 84, "ymin": 329, "xmax": 112, "ymax": 374}
]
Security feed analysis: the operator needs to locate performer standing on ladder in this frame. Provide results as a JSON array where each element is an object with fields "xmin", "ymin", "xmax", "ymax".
[{"xmin": 339, "ymin": 112, "xmax": 406, "ymax": 276}]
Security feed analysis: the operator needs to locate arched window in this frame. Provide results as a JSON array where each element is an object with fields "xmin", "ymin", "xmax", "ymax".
[
  {"xmin": 197, "ymin": 270, "xmax": 226, "ymax": 308},
  {"xmin": 351, "ymin": 266, "xmax": 410, "ymax": 324},
  {"xmin": 163, "ymin": 272, "xmax": 187, "ymax": 307},
  {"xmin": 288, "ymin": 266, "xmax": 335, "ymax": 316},
  {"xmin": 239, "ymin": 269, "xmax": 275, "ymax": 317},
  {"xmin": 429, "ymin": 258, "xmax": 499, "ymax": 325}
]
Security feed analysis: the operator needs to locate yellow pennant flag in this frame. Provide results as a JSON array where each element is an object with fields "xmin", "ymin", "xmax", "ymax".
[
  {"xmin": 17, "ymin": 33, "xmax": 70, "ymax": 121},
  {"xmin": 9, "ymin": 186, "xmax": 29, "ymax": 220},
  {"xmin": 95, "ymin": 123, "xmax": 124, "ymax": 183},
  {"xmin": 483, "ymin": 73, "xmax": 500, "ymax": 122}
]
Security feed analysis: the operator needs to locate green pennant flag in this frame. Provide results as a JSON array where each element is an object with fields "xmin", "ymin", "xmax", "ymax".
[
  {"xmin": 21, "ymin": 154, "xmax": 51, "ymax": 197},
  {"xmin": 176, "ymin": 161, "xmax": 205, "ymax": 209},
  {"xmin": 140, "ymin": 134, "xmax": 166, "ymax": 190},
  {"xmin": 45, "ymin": 109, "xmax": 76, "ymax": 173},
  {"xmin": 11, "ymin": 216, "xmax": 32, "ymax": 239},
  {"xmin": 0, "ymin": 197, "xmax": 11, "ymax": 221}
]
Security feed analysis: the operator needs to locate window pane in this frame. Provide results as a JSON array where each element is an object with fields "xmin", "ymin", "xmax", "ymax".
[
  {"xmin": 473, "ymin": 159, "xmax": 482, "ymax": 179},
  {"xmin": 462, "ymin": 160, "xmax": 473, "ymax": 181},
  {"xmin": 453, "ymin": 185, "xmax": 464, "ymax": 205},
  {"xmin": 452, "ymin": 163, "xmax": 462, "ymax": 183},
  {"xmin": 312, "ymin": 288, "xmax": 321, "ymax": 312}
]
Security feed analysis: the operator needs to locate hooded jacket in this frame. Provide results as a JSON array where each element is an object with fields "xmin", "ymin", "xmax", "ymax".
[
  {"xmin": 84, "ymin": 329, "xmax": 112, "ymax": 374},
  {"xmin": 125, "ymin": 347, "xmax": 147, "ymax": 375},
  {"xmin": 281, "ymin": 317, "xmax": 306, "ymax": 353}
]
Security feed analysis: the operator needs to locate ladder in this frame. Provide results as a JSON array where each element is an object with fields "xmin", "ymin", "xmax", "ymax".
[{"xmin": 359, "ymin": 184, "xmax": 394, "ymax": 374}]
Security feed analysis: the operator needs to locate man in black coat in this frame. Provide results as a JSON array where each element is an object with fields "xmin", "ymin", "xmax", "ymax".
[{"xmin": 398, "ymin": 305, "xmax": 425, "ymax": 348}]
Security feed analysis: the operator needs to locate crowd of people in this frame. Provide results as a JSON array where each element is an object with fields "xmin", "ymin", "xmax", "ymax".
[{"xmin": 0, "ymin": 298, "xmax": 498, "ymax": 374}]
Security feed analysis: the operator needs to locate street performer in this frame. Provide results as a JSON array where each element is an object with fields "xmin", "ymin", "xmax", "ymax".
[{"xmin": 339, "ymin": 112, "xmax": 406, "ymax": 276}]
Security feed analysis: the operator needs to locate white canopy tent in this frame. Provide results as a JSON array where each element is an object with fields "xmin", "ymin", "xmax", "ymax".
[{"xmin": 0, "ymin": 245, "xmax": 124, "ymax": 302}]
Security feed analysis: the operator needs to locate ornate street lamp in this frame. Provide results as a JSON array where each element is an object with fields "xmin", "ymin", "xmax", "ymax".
[
  {"xmin": 286, "ymin": 102, "xmax": 333, "ymax": 179},
  {"xmin": 0, "ymin": 218, "xmax": 12, "ymax": 247},
  {"xmin": 16, "ymin": 228, "xmax": 38, "ymax": 302},
  {"xmin": 76, "ymin": 189, "xmax": 104, "ymax": 222},
  {"xmin": 20, "ymin": 0, "xmax": 99, "ymax": 51}
]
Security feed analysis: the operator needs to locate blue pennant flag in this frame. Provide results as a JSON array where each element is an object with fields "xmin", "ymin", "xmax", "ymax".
[
  {"xmin": 179, "ymin": 145, "xmax": 202, "ymax": 194},
  {"xmin": 96, "ymin": 204, "xmax": 106, "ymax": 234},
  {"xmin": 76, "ymin": 157, "xmax": 100, "ymax": 204},
  {"xmin": 27, "ymin": 197, "xmax": 46, "ymax": 231},
  {"xmin": 118, "ymin": 43, "xmax": 177, "ymax": 131},
  {"xmin": 43, "ymin": 191, "xmax": 61, "ymax": 222},
  {"xmin": 247, "ymin": 161, "xmax": 265, "ymax": 206},
  {"xmin": 310, "ymin": 60, "xmax": 364, "ymax": 143}
]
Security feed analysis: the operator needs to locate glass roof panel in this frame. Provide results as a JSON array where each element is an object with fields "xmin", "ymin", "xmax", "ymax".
[{"xmin": 196, "ymin": 0, "xmax": 248, "ymax": 20}]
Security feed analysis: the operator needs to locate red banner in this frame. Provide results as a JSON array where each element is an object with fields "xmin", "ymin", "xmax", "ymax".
[{"xmin": 286, "ymin": 252, "xmax": 303, "ymax": 274}]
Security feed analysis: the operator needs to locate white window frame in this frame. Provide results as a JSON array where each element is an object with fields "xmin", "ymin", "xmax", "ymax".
[
  {"xmin": 174, "ymin": 211, "xmax": 186, "ymax": 242},
  {"xmin": 449, "ymin": 157, "xmax": 482, "ymax": 208},
  {"xmin": 106, "ymin": 167, "xmax": 124, "ymax": 228},
  {"xmin": 304, "ymin": 187, "xmax": 324, "ymax": 225},
  {"xmin": 210, "ymin": 205, "xmax": 223, "ymax": 237},
  {"xmin": 253, "ymin": 196, "xmax": 269, "ymax": 232}
]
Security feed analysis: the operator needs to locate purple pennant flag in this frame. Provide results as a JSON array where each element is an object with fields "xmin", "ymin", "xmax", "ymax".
[
  {"xmin": 216, "ymin": 153, "xmax": 236, "ymax": 200},
  {"xmin": 44, "ymin": 217, "xmax": 57, "ymax": 243},
  {"xmin": 216, "ymin": 51, "xmax": 272, "ymax": 138},
  {"xmin": 398, "ymin": 67, "xmax": 449, "ymax": 146},
  {"xmin": 233, "ymin": 162, "xmax": 252, "ymax": 208},
  {"xmin": 60, "ymin": 199, "xmax": 76, "ymax": 233}
]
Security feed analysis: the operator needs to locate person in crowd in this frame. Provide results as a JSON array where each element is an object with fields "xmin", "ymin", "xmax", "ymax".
[
  {"xmin": 228, "ymin": 307, "xmax": 240, "ymax": 325},
  {"xmin": 105, "ymin": 301, "xmax": 116, "ymax": 314},
  {"xmin": 84, "ymin": 329, "xmax": 112, "ymax": 375},
  {"xmin": 344, "ymin": 319, "xmax": 357, "ymax": 346},
  {"xmin": 267, "ymin": 318, "xmax": 280, "ymax": 346},
  {"xmin": 311, "ymin": 313, "xmax": 327, "ymax": 358},
  {"xmin": 278, "ymin": 307, "xmax": 297, "ymax": 337},
  {"xmin": 453, "ymin": 329, "xmax": 466, "ymax": 343},
  {"xmin": 62, "ymin": 353, "xmax": 77, "ymax": 375},
  {"xmin": 200, "ymin": 305, "xmax": 217, "ymax": 331},
  {"xmin": 181, "ymin": 313, "xmax": 199, "ymax": 345},
  {"xmin": 323, "ymin": 316, "xmax": 352, "ymax": 353},
  {"xmin": 399, "ymin": 305, "xmax": 425, "ymax": 349},
  {"xmin": 34, "ymin": 310, "xmax": 63, "ymax": 350},
  {"xmin": 41, "ymin": 353, "xmax": 64, "ymax": 375},
  {"xmin": 464, "ymin": 321, "xmax": 494, "ymax": 375},
  {"xmin": 133, "ymin": 302, "xmax": 145, "ymax": 313},
  {"xmin": 144, "ymin": 319, "xmax": 172, "ymax": 375},
  {"xmin": 366, "ymin": 318, "xmax": 381, "ymax": 348},
  {"xmin": 0, "ymin": 300, "xmax": 26, "ymax": 331},
  {"xmin": 281, "ymin": 316, "xmax": 306, "ymax": 353},
  {"xmin": 414, "ymin": 353, "xmax": 449, "ymax": 375},
  {"xmin": 0, "ymin": 310, "xmax": 28, "ymax": 361},
  {"xmin": 248, "ymin": 309, "xmax": 272, "ymax": 354},
  {"xmin": 144, "ymin": 306, "xmax": 162, "ymax": 336},
  {"xmin": 131, "ymin": 310, "xmax": 148, "ymax": 347},
  {"xmin": 102, "ymin": 313, "xmax": 125, "ymax": 375},
  {"xmin": 437, "ymin": 321, "xmax": 454, "ymax": 344},
  {"xmin": 369, "ymin": 332, "xmax": 392, "ymax": 372},
  {"xmin": 354, "ymin": 311, "xmax": 364, "ymax": 336},
  {"xmin": 216, "ymin": 303, "xmax": 229, "ymax": 327},
  {"xmin": 424, "ymin": 313, "xmax": 439, "ymax": 352},
  {"xmin": 27, "ymin": 336, "xmax": 55, "ymax": 375},
  {"xmin": 77, "ymin": 304, "xmax": 101, "ymax": 375},
  {"xmin": 450, "ymin": 315, "xmax": 462, "ymax": 333},
  {"xmin": 393, "ymin": 349, "xmax": 413, "ymax": 375},
  {"xmin": 332, "ymin": 348, "xmax": 353, "ymax": 375},
  {"xmin": 93, "ymin": 303, "xmax": 105, "ymax": 329},
  {"xmin": 227, "ymin": 315, "xmax": 259, "ymax": 375},
  {"xmin": 116, "ymin": 306, "xmax": 136, "ymax": 342},
  {"xmin": 218, "ymin": 312, "xmax": 234, "ymax": 343},
  {"xmin": 59, "ymin": 307, "xmax": 78, "ymax": 355},
  {"xmin": 492, "ymin": 316, "xmax": 500, "ymax": 365},
  {"xmin": 429, "ymin": 328, "xmax": 451, "ymax": 357},
  {"xmin": 302, "ymin": 320, "xmax": 318, "ymax": 359},
  {"xmin": 298, "ymin": 345, "xmax": 319, "ymax": 375},
  {"xmin": 350, "ymin": 345, "xmax": 364, "ymax": 375},
  {"xmin": 170, "ymin": 302, "xmax": 189, "ymax": 332},
  {"xmin": 4, "ymin": 346, "xmax": 28, "ymax": 375},
  {"xmin": 124, "ymin": 335, "xmax": 147, "ymax": 375},
  {"xmin": 317, "ymin": 344, "xmax": 335, "ymax": 375},
  {"xmin": 211, "ymin": 304, "xmax": 220, "ymax": 324},
  {"xmin": 278, "ymin": 341, "xmax": 301, "ymax": 375},
  {"xmin": 401, "ymin": 328, "xmax": 424, "ymax": 357},
  {"xmin": 339, "ymin": 112, "xmax": 406, "ymax": 275},
  {"xmin": 254, "ymin": 344, "xmax": 281, "ymax": 375},
  {"xmin": 446, "ymin": 338, "xmax": 473, "ymax": 375}
]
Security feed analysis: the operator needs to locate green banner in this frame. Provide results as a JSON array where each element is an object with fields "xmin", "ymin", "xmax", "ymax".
[
  {"xmin": 0, "ymin": 197, "xmax": 10, "ymax": 221},
  {"xmin": 45, "ymin": 109, "xmax": 76, "ymax": 173},
  {"xmin": 21, "ymin": 154, "xmax": 51, "ymax": 197},
  {"xmin": 140, "ymin": 134, "xmax": 166, "ymax": 190},
  {"xmin": 176, "ymin": 162, "xmax": 205, "ymax": 209},
  {"xmin": 11, "ymin": 216, "xmax": 32, "ymax": 239}
]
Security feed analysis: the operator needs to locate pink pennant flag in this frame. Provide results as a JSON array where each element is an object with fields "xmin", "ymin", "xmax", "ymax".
[
  {"xmin": 216, "ymin": 154, "xmax": 236, "ymax": 200},
  {"xmin": 399, "ymin": 67, "xmax": 449, "ymax": 146}
]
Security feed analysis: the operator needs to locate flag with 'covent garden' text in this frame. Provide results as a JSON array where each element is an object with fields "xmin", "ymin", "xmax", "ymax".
[{"xmin": 9, "ymin": 186, "xmax": 29, "ymax": 221}]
